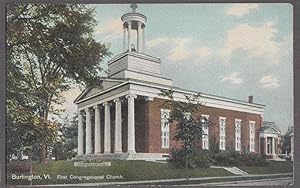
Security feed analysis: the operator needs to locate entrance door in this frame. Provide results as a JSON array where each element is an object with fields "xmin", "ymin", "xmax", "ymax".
[{"xmin": 267, "ymin": 137, "xmax": 273, "ymax": 154}]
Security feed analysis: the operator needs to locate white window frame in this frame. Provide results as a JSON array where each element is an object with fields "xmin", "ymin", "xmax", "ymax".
[
  {"xmin": 161, "ymin": 109, "xmax": 170, "ymax": 148},
  {"xmin": 235, "ymin": 119, "xmax": 242, "ymax": 151},
  {"xmin": 249, "ymin": 121, "xmax": 256, "ymax": 152},
  {"xmin": 201, "ymin": 115, "xmax": 209, "ymax": 150},
  {"xmin": 219, "ymin": 117, "xmax": 226, "ymax": 150}
]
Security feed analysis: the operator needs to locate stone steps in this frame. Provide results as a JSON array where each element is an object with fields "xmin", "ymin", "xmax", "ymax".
[
  {"xmin": 223, "ymin": 167, "xmax": 248, "ymax": 176},
  {"xmin": 211, "ymin": 166, "xmax": 248, "ymax": 176}
]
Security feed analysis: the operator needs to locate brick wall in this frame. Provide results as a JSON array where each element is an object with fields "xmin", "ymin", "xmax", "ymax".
[{"xmin": 146, "ymin": 98, "xmax": 263, "ymax": 154}]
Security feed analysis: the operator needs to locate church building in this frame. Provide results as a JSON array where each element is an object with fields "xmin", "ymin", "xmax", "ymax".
[{"xmin": 74, "ymin": 4, "xmax": 278, "ymax": 160}]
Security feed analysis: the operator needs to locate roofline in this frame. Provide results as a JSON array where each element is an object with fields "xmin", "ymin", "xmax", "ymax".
[
  {"xmin": 108, "ymin": 51, "xmax": 161, "ymax": 65},
  {"xmin": 172, "ymin": 86, "xmax": 265, "ymax": 108},
  {"xmin": 74, "ymin": 79, "xmax": 265, "ymax": 110}
]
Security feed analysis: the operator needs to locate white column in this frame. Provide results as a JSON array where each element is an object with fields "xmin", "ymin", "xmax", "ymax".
[
  {"xmin": 123, "ymin": 26, "xmax": 127, "ymax": 51},
  {"xmin": 103, "ymin": 102, "xmax": 111, "ymax": 154},
  {"xmin": 77, "ymin": 111, "xmax": 84, "ymax": 155},
  {"xmin": 126, "ymin": 94, "xmax": 137, "ymax": 154},
  {"xmin": 127, "ymin": 21, "xmax": 132, "ymax": 52},
  {"xmin": 85, "ymin": 108, "xmax": 93, "ymax": 155},
  {"xmin": 265, "ymin": 137, "xmax": 268, "ymax": 154},
  {"xmin": 142, "ymin": 26, "xmax": 145, "ymax": 53},
  {"xmin": 137, "ymin": 22, "xmax": 142, "ymax": 53},
  {"xmin": 94, "ymin": 105, "xmax": 101, "ymax": 154},
  {"xmin": 114, "ymin": 98, "xmax": 122, "ymax": 153},
  {"xmin": 258, "ymin": 136, "xmax": 260, "ymax": 154},
  {"xmin": 272, "ymin": 137, "xmax": 275, "ymax": 155}
]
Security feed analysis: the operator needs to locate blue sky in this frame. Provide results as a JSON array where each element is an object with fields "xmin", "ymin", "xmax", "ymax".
[{"xmin": 62, "ymin": 3, "xmax": 293, "ymax": 132}]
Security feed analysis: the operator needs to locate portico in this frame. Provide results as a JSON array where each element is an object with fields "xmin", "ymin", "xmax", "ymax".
[
  {"xmin": 77, "ymin": 94, "xmax": 137, "ymax": 156},
  {"xmin": 258, "ymin": 121, "xmax": 281, "ymax": 159}
]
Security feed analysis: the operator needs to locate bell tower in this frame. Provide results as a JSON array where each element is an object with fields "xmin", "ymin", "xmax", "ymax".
[
  {"xmin": 121, "ymin": 4, "xmax": 146, "ymax": 53},
  {"xmin": 107, "ymin": 4, "xmax": 173, "ymax": 87}
]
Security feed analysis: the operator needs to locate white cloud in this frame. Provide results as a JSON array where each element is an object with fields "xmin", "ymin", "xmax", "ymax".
[
  {"xmin": 194, "ymin": 47, "xmax": 211, "ymax": 61},
  {"xmin": 220, "ymin": 72, "xmax": 244, "ymax": 84},
  {"xmin": 226, "ymin": 4, "xmax": 259, "ymax": 17},
  {"xmin": 259, "ymin": 74, "xmax": 280, "ymax": 89},
  {"xmin": 147, "ymin": 36, "xmax": 212, "ymax": 63},
  {"xmin": 95, "ymin": 18, "xmax": 123, "ymax": 40},
  {"xmin": 166, "ymin": 38, "xmax": 191, "ymax": 62},
  {"xmin": 220, "ymin": 22, "xmax": 281, "ymax": 64},
  {"xmin": 147, "ymin": 37, "xmax": 169, "ymax": 48}
]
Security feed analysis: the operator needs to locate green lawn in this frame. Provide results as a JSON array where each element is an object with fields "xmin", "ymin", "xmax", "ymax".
[
  {"xmin": 7, "ymin": 160, "xmax": 231, "ymax": 185},
  {"xmin": 239, "ymin": 160, "xmax": 293, "ymax": 174},
  {"xmin": 7, "ymin": 160, "xmax": 293, "ymax": 185}
]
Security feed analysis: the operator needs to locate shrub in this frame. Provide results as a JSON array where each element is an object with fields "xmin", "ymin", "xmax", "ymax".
[
  {"xmin": 7, "ymin": 162, "xmax": 31, "ymax": 173},
  {"xmin": 239, "ymin": 151, "xmax": 269, "ymax": 166},
  {"xmin": 168, "ymin": 148, "xmax": 211, "ymax": 169},
  {"xmin": 209, "ymin": 150, "xmax": 269, "ymax": 167}
]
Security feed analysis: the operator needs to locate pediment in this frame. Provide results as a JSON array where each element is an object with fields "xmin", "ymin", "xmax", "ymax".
[
  {"xmin": 263, "ymin": 127, "xmax": 280, "ymax": 134},
  {"xmin": 74, "ymin": 79, "xmax": 126, "ymax": 103}
]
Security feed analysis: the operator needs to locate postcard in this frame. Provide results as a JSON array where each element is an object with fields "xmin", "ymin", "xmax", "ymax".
[{"xmin": 6, "ymin": 3, "xmax": 294, "ymax": 186}]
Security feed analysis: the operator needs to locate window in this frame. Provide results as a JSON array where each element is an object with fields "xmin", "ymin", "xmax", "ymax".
[
  {"xmin": 249, "ymin": 121, "xmax": 256, "ymax": 152},
  {"xmin": 219, "ymin": 117, "xmax": 226, "ymax": 150},
  {"xmin": 235, "ymin": 119, "xmax": 242, "ymax": 151},
  {"xmin": 202, "ymin": 115, "xmax": 209, "ymax": 150},
  {"xmin": 161, "ymin": 109, "xmax": 170, "ymax": 148}
]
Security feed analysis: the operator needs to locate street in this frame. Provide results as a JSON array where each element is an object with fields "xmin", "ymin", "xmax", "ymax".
[{"xmin": 188, "ymin": 177, "xmax": 294, "ymax": 186}]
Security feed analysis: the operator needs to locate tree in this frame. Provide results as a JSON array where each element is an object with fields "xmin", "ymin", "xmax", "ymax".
[
  {"xmin": 281, "ymin": 126, "xmax": 293, "ymax": 155},
  {"xmin": 7, "ymin": 4, "xmax": 111, "ymax": 163},
  {"xmin": 51, "ymin": 115, "xmax": 78, "ymax": 160},
  {"xmin": 160, "ymin": 89, "xmax": 209, "ymax": 183}
]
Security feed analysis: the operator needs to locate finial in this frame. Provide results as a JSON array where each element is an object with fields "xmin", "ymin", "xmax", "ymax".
[{"xmin": 130, "ymin": 3, "xmax": 138, "ymax": 13}]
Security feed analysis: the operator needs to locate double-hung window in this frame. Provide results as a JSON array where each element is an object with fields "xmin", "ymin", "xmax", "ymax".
[
  {"xmin": 219, "ymin": 117, "xmax": 226, "ymax": 150},
  {"xmin": 202, "ymin": 115, "xmax": 209, "ymax": 150},
  {"xmin": 249, "ymin": 121, "xmax": 256, "ymax": 152},
  {"xmin": 161, "ymin": 109, "xmax": 170, "ymax": 148},
  {"xmin": 235, "ymin": 119, "xmax": 242, "ymax": 151}
]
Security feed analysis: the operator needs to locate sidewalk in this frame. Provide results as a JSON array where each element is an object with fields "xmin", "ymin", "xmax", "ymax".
[{"xmin": 15, "ymin": 173, "xmax": 293, "ymax": 187}]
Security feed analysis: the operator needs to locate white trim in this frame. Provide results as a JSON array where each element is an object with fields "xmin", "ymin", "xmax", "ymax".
[
  {"xmin": 75, "ymin": 82, "xmax": 129, "ymax": 104},
  {"xmin": 78, "ymin": 90, "xmax": 130, "ymax": 111},
  {"xmin": 76, "ymin": 80, "xmax": 264, "ymax": 116},
  {"xmin": 129, "ymin": 83, "xmax": 264, "ymax": 115},
  {"xmin": 259, "ymin": 132, "xmax": 279, "ymax": 139}
]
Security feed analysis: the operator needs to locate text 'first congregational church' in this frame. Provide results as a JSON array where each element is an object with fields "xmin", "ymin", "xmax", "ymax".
[{"xmin": 74, "ymin": 4, "xmax": 281, "ymax": 160}]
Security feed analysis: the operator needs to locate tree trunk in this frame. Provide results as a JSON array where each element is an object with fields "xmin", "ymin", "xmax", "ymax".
[
  {"xmin": 40, "ymin": 138, "xmax": 46, "ymax": 163},
  {"xmin": 185, "ymin": 157, "xmax": 189, "ymax": 184},
  {"xmin": 29, "ymin": 148, "xmax": 32, "ymax": 185}
]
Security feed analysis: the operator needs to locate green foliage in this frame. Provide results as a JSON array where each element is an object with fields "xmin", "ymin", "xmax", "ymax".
[
  {"xmin": 169, "ymin": 134, "xmax": 269, "ymax": 168},
  {"xmin": 51, "ymin": 115, "xmax": 78, "ymax": 160},
  {"xmin": 281, "ymin": 126, "xmax": 293, "ymax": 154},
  {"xmin": 160, "ymin": 89, "xmax": 208, "ymax": 158},
  {"xmin": 6, "ymin": 4, "xmax": 111, "ymax": 162},
  {"xmin": 168, "ymin": 148, "xmax": 211, "ymax": 169},
  {"xmin": 209, "ymin": 149, "xmax": 269, "ymax": 167}
]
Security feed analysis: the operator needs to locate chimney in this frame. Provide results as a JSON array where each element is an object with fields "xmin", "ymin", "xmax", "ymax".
[{"xmin": 248, "ymin": 96, "xmax": 253, "ymax": 103}]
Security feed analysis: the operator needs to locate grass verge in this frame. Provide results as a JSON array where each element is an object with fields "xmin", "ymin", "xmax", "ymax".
[{"xmin": 239, "ymin": 160, "xmax": 293, "ymax": 174}]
